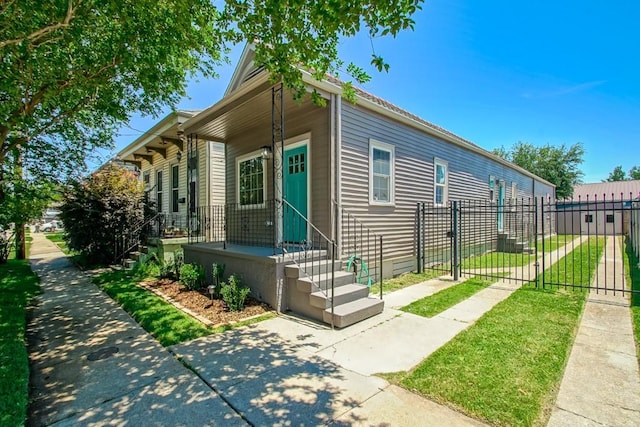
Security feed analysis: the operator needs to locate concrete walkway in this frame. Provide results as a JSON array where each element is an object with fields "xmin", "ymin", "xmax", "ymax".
[
  {"xmin": 26, "ymin": 232, "xmax": 640, "ymax": 426},
  {"xmin": 548, "ymin": 236, "xmax": 640, "ymax": 426},
  {"xmin": 27, "ymin": 233, "xmax": 244, "ymax": 426}
]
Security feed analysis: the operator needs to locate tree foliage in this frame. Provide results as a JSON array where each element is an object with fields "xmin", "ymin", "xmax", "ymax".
[
  {"xmin": 605, "ymin": 166, "xmax": 627, "ymax": 182},
  {"xmin": 0, "ymin": 148, "xmax": 57, "ymax": 263},
  {"xmin": 59, "ymin": 164, "xmax": 145, "ymax": 264},
  {"xmin": 1, "ymin": 0, "xmax": 422, "ymax": 185},
  {"xmin": 493, "ymin": 142, "xmax": 585, "ymax": 199},
  {"xmin": 604, "ymin": 165, "xmax": 640, "ymax": 181}
]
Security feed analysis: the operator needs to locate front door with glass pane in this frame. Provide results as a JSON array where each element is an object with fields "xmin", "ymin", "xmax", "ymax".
[{"xmin": 283, "ymin": 144, "xmax": 308, "ymax": 242}]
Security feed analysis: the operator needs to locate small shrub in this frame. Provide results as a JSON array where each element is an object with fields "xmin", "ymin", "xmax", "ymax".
[
  {"xmin": 220, "ymin": 274, "xmax": 251, "ymax": 312},
  {"xmin": 212, "ymin": 262, "xmax": 225, "ymax": 297},
  {"xmin": 179, "ymin": 263, "xmax": 204, "ymax": 290},
  {"xmin": 172, "ymin": 249, "xmax": 184, "ymax": 279}
]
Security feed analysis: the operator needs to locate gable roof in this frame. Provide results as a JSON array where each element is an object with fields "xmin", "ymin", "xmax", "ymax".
[
  {"xmin": 186, "ymin": 44, "xmax": 553, "ymax": 187},
  {"xmin": 572, "ymin": 180, "xmax": 640, "ymax": 200}
]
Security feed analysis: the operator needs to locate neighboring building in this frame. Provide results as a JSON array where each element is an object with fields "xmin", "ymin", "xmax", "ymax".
[
  {"xmin": 174, "ymin": 45, "xmax": 554, "ymax": 327},
  {"xmin": 556, "ymin": 180, "xmax": 640, "ymax": 235},
  {"xmin": 116, "ymin": 110, "xmax": 225, "ymax": 260}
]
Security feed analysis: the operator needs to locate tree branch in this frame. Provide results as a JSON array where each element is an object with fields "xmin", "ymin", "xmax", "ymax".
[{"xmin": 0, "ymin": 0, "xmax": 81, "ymax": 49}]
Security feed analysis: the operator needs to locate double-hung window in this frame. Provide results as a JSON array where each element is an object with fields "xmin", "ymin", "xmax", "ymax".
[
  {"xmin": 510, "ymin": 182, "xmax": 517, "ymax": 207},
  {"xmin": 172, "ymin": 165, "xmax": 179, "ymax": 213},
  {"xmin": 156, "ymin": 170, "xmax": 163, "ymax": 212},
  {"xmin": 434, "ymin": 158, "xmax": 448, "ymax": 206},
  {"xmin": 369, "ymin": 139, "xmax": 395, "ymax": 205},
  {"xmin": 237, "ymin": 152, "xmax": 266, "ymax": 207}
]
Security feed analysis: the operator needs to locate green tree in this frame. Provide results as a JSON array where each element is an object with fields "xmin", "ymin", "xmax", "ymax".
[
  {"xmin": 493, "ymin": 142, "xmax": 585, "ymax": 199},
  {"xmin": 59, "ymin": 164, "xmax": 145, "ymax": 265},
  {"xmin": 0, "ymin": 149, "xmax": 57, "ymax": 262},
  {"xmin": 605, "ymin": 165, "xmax": 627, "ymax": 182},
  {"xmin": 629, "ymin": 166, "xmax": 640, "ymax": 180},
  {"xmin": 1, "ymin": 0, "xmax": 422, "ymax": 189}
]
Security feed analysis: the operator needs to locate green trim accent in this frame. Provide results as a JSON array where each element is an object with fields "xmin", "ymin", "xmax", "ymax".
[{"xmin": 346, "ymin": 254, "xmax": 373, "ymax": 287}]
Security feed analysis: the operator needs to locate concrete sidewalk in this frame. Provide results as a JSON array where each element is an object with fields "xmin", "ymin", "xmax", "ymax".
[
  {"xmin": 548, "ymin": 236, "xmax": 640, "ymax": 426},
  {"xmin": 27, "ymin": 233, "xmax": 244, "ymax": 426}
]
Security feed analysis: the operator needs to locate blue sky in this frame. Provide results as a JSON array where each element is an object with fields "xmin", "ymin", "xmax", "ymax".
[{"xmin": 110, "ymin": 0, "xmax": 640, "ymax": 183}]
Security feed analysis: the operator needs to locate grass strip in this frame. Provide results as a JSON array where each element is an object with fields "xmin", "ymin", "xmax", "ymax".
[
  {"xmin": 370, "ymin": 270, "xmax": 442, "ymax": 296},
  {"xmin": 93, "ymin": 268, "xmax": 213, "ymax": 347},
  {"xmin": 396, "ymin": 237, "xmax": 604, "ymax": 426},
  {"xmin": 623, "ymin": 237, "xmax": 640, "ymax": 361},
  {"xmin": 461, "ymin": 252, "xmax": 535, "ymax": 269},
  {"xmin": 401, "ymin": 276, "xmax": 497, "ymax": 318},
  {"xmin": 0, "ymin": 260, "xmax": 41, "ymax": 426},
  {"xmin": 45, "ymin": 232, "xmax": 70, "ymax": 254}
]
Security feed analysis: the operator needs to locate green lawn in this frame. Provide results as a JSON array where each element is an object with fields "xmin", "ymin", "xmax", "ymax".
[
  {"xmin": 45, "ymin": 232, "xmax": 70, "ymax": 254},
  {"xmin": 393, "ymin": 237, "xmax": 604, "ymax": 426},
  {"xmin": 93, "ymin": 265, "xmax": 275, "ymax": 346},
  {"xmin": 370, "ymin": 270, "xmax": 443, "ymax": 296},
  {"xmin": 401, "ymin": 276, "xmax": 497, "ymax": 318},
  {"xmin": 461, "ymin": 252, "xmax": 535, "ymax": 269},
  {"xmin": 0, "ymin": 260, "xmax": 41, "ymax": 426},
  {"xmin": 93, "ymin": 268, "xmax": 213, "ymax": 346},
  {"xmin": 623, "ymin": 237, "xmax": 640, "ymax": 361},
  {"xmin": 538, "ymin": 234, "xmax": 579, "ymax": 252}
]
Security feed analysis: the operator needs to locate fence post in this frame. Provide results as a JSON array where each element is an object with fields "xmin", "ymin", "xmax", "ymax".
[
  {"xmin": 540, "ymin": 197, "xmax": 546, "ymax": 290},
  {"xmin": 416, "ymin": 202, "xmax": 422, "ymax": 273},
  {"xmin": 330, "ymin": 240, "xmax": 336, "ymax": 330},
  {"xmin": 534, "ymin": 197, "xmax": 539, "ymax": 288},
  {"xmin": 452, "ymin": 200, "xmax": 459, "ymax": 281}
]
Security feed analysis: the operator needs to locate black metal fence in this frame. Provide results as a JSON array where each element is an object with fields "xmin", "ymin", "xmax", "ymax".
[{"xmin": 416, "ymin": 194, "xmax": 640, "ymax": 295}]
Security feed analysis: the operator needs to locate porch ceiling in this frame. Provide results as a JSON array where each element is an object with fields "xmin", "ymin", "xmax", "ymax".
[{"xmin": 184, "ymin": 81, "xmax": 310, "ymax": 142}]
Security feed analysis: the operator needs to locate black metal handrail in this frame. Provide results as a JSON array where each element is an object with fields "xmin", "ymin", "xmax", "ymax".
[
  {"xmin": 281, "ymin": 199, "xmax": 338, "ymax": 326},
  {"xmin": 113, "ymin": 212, "xmax": 163, "ymax": 265},
  {"xmin": 334, "ymin": 202, "xmax": 383, "ymax": 299}
]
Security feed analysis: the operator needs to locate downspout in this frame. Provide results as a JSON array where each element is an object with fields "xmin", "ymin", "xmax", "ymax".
[{"xmin": 330, "ymin": 94, "xmax": 336, "ymax": 240}]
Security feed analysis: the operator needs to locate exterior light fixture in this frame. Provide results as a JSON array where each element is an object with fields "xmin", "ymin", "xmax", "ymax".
[
  {"xmin": 176, "ymin": 151, "xmax": 182, "ymax": 162},
  {"xmin": 261, "ymin": 145, "xmax": 272, "ymax": 160}
]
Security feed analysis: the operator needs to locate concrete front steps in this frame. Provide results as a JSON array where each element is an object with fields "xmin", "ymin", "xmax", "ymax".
[{"xmin": 284, "ymin": 259, "xmax": 384, "ymax": 328}]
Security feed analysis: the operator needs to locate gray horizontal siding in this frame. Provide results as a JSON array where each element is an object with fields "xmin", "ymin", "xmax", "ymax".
[{"xmin": 340, "ymin": 102, "xmax": 555, "ymax": 263}]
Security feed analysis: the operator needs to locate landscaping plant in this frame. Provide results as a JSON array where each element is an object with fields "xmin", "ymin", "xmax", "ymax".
[
  {"xmin": 220, "ymin": 274, "xmax": 251, "ymax": 312},
  {"xmin": 179, "ymin": 263, "xmax": 204, "ymax": 291},
  {"xmin": 212, "ymin": 262, "xmax": 226, "ymax": 297}
]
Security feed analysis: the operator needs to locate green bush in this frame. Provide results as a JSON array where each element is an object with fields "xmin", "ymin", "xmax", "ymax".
[
  {"xmin": 59, "ymin": 164, "xmax": 147, "ymax": 265},
  {"xmin": 179, "ymin": 263, "xmax": 204, "ymax": 290},
  {"xmin": 220, "ymin": 274, "xmax": 251, "ymax": 312},
  {"xmin": 172, "ymin": 249, "xmax": 184, "ymax": 279}
]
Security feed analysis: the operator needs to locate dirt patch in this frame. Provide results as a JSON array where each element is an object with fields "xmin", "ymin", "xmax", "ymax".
[{"xmin": 142, "ymin": 278, "xmax": 272, "ymax": 326}]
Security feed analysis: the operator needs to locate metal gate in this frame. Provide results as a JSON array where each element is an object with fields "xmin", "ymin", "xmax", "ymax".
[{"xmin": 416, "ymin": 195, "xmax": 640, "ymax": 295}]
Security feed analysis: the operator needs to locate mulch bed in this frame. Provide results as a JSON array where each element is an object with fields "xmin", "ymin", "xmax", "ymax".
[{"xmin": 141, "ymin": 278, "xmax": 272, "ymax": 326}]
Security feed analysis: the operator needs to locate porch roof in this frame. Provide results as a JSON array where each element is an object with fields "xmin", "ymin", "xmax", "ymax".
[{"xmin": 117, "ymin": 110, "xmax": 199, "ymax": 167}]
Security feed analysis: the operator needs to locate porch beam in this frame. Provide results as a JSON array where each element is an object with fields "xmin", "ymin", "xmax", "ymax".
[
  {"xmin": 122, "ymin": 159, "xmax": 142, "ymax": 169},
  {"xmin": 162, "ymin": 137, "xmax": 183, "ymax": 151},
  {"xmin": 146, "ymin": 146, "xmax": 167, "ymax": 159},
  {"xmin": 133, "ymin": 153, "xmax": 153, "ymax": 164}
]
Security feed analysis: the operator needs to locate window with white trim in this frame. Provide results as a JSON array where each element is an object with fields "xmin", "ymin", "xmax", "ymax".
[
  {"xmin": 434, "ymin": 158, "xmax": 448, "ymax": 206},
  {"xmin": 171, "ymin": 164, "xmax": 179, "ymax": 213},
  {"xmin": 156, "ymin": 170, "xmax": 163, "ymax": 212},
  {"xmin": 236, "ymin": 152, "xmax": 266, "ymax": 207},
  {"xmin": 511, "ymin": 182, "xmax": 517, "ymax": 206},
  {"xmin": 488, "ymin": 175, "xmax": 495, "ymax": 202},
  {"xmin": 369, "ymin": 139, "xmax": 395, "ymax": 205}
]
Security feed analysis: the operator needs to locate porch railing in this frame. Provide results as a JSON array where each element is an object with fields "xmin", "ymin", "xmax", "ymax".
[
  {"xmin": 336, "ymin": 203, "xmax": 383, "ymax": 299},
  {"xmin": 113, "ymin": 212, "xmax": 162, "ymax": 265}
]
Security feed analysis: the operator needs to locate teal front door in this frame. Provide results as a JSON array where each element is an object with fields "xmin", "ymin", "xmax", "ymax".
[{"xmin": 283, "ymin": 145, "xmax": 308, "ymax": 242}]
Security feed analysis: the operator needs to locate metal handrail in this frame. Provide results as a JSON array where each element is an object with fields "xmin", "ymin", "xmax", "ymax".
[
  {"xmin": 333, "ymin": 201, "xmax": 384, "ymax": 299},
  {"xmin": 113, "ymin": 212, "xmax": 162, "ymax": 265}
]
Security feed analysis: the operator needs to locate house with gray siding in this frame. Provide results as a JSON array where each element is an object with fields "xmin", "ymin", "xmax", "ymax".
[{"xmin": 177, "ymin": 45, "xmax": 554, "ymax": 327}]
